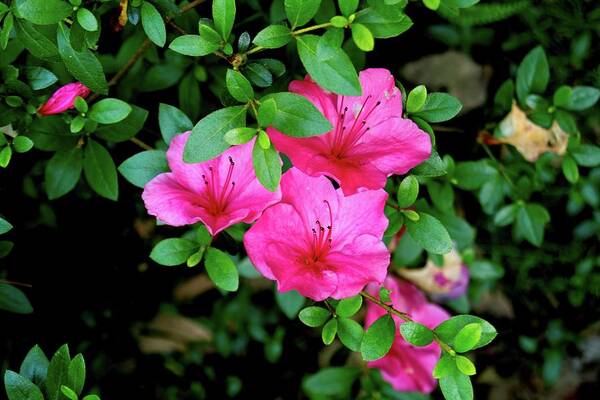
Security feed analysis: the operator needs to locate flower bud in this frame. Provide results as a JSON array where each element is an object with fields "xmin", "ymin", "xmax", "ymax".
[{"xmin": 37, "ymin": 83, "xmax": 91, "ymax": 116}]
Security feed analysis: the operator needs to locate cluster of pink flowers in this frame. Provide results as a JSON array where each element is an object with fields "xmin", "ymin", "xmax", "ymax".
[{"xmin": 142, "ymin": 68, "xmax": 452, "ymax": 393}]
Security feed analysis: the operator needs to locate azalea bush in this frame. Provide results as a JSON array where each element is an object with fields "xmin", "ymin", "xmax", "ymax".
[{"xmin": 1, "ymin": 0, "xmax": 600, "ymax": 399}]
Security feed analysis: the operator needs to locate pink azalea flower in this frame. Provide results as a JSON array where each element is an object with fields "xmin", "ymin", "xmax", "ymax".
[
  {"xmin": 243, "ymin": 168, "xmax": 390, "ymax": 301},
  {"xmin": 366, "ymin": 276, "xmax": 450, "ymax": 393},
  {"xmin": 142, "ymin": 132, "xmax": 282, "ymax": 236},
  {"xmin": 37, "ymin": 82, "xmax": 90, "ymax": 116},
  {"xmin": 267, "ymin": 68, "xmax": 432, "ymax": 195}
]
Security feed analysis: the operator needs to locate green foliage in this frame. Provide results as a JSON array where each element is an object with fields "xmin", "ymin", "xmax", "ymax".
[{"xmin": 360, "ymin": 314, "xmax": 395, "ymax": 361}]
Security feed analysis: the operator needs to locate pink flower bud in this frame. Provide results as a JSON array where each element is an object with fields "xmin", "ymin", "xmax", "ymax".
[{"xmin": 37, "ymin": 83, "xmax": 91, "ymax": 116}]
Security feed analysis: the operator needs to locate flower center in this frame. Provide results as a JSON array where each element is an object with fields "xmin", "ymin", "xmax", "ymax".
[
  {"xmin": 303, "ymin": 200, "xmax": 334, "ymax": 265},
  {"xmin": 201, "ymin": 156, "xmax": 236, "ymax": 215},
  {"xmin": 329, "ymin": 95, "xmax": 381, "ymax": 159}
]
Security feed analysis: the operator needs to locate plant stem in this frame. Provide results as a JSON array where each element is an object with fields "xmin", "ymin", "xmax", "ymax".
[
  {"xmin": 130, "ymin": 137, "xmax": 154, "ymax": 151},
  {"xmin": 0, "ymin": 279, "xmax": 32, "ymax": 288},
  {"xmin": 360, "ymin": 290, "xmax": 455, "ymax": 355},
  {"xmin": 292, "ymin": 22, "xmax": 333, "ymax": 35}
]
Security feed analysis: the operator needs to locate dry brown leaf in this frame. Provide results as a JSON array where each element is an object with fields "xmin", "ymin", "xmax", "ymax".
[
  {"xmin": 398, "ymin": 249, "xmax": 463, "ymax": 295},
  {"xmin": 174, "ymin": 274, "xmax": 215, "ymax": 302}
]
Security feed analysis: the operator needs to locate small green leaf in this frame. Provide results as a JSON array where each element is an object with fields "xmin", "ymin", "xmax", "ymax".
[
  {"xmin": 298, "ymin": 306, "xmax": 330, "ymax": 327},
  {"xmin": 45, "ymin": 147, "xmax": 83, "ymax": 200},
  {"xmin": 413, "ymin": 93, "xmax": 462, "ymax": 123},
  {"xmin": 204, "ymin": 247, "xmax": 239, "ymax": 292},
  {"xmin": 302, "ymin": 367, "xmax": 360, "ymax": 399},
  {"xmin": 337, "ymin": 318, "xmax": 364, "ymax": 351},
  {"xmin": 263, "ymin": 92, "xmax": 332, "ymax": 137},
  {"xmin": 322, "ymin": 318, "xmax": 338, "ymax": 345},
  {"xmin": 141, "ymin": 2, "xmax": 166, "ymax": 47},
  {"xmin": 285, "ymin": 0, "xmax": 321, "ymax": 28},
  {"xmin": 407, "ymin": 85, "xmax": 427, "ymax": 113},
  {"xmin": 400, "ymin": 321, "xmax": 434, "ymax": 346},
  {"xmin": 66, "ymin": 354, "xmax": 85, "ymax": 395},
  {"xmin": 455, "ymin": 355, "xmax": 476, "ymax": 376},
  {"xmin": 46, "ymin": 344, "xmax": 71, "ymax": 400},
  {"xmin": 76, "ymin": 8, "xmax": 98, "ymax": 32},
  {"xmin": 89, "ymin": 98, "xmax": 132, "ymax": 124},
  {"xmin": 330, "ymin": 16, "xmax": 348, "ymax": 28},
  {"xmin": 118, "ymin": 150, "xmax": 168, "ymax": 188},
  {"xmin": 423, "ymin": 0, "xmax": 441, "ymax": 10},
  {"xmin": 252, "ymin": 140, "xmax": 281, "ymax": 191},
  {"xmin": 253, "ymin": 24, "xmax": 292, "ymax": 49},
  {"xmin": 12, "ymin": 137, "xmax": 34, "ymax": 153},
  {"xmin": 83, "ymin": 140, "xmax": 119, "ymax": 200},
  {"xmin": 257, "ymin": 98, "xmax": 277, "ymax": 127},
  {"xmin": 257, "ymin": 130, "xmax": 270, "ymax": 149},
  {"xmin": 169, "ymin": 35, "xmax": 210, "ymax": 56},
  {"xmin": 379, "ymin": 287, "xmax": 392, "ymax": 303},
  {"xmin": 433, "ymin": 352, "xmax": 455, "ymax": 378},
  {"xmin": 563, "ymin": 86, "xmax": 600, "ymax": 111},
  {"xmin": 15, "ymin": 0, "xmax": 72, "ymax": 25},
  {"xmin": 224, "ymin": 127, "xmax": 257, "ymax": 145},
  {"xmin": 571, "ymin": 144, "xmax": 600, "ymax": 167},
  {"xmin": 158, "ymin": 103, "xmax": 193, "ymax": 144},
  {"xmin": 562, "ymin": 155, "xmax": 579, "ymax": 184},
  {"xmin": 25, "ymin": 67, "xmax": 58, "ymax": 90},
  {"xmin": 19, "ymin": 345, "xmax": 49, "ymax": 386},
  {"xmin": 553, "ymin": 85, "xmax": 572, "ymax": 107},
  {"xmin": 4, "ymin": 370, "xmax": 44, "ymax": 400},
  {"xmin": 397, "ymin": 175, "xmax": 419, "ymax": 208},
  {"xmin": 406, "ymin": 212, "xmax": 452, "ymax": 254},
  {"xmin": 226, "ymin": 69, "xmax": 254, "ymax": 102},
  {"xmin": 95, "ymin": 105, "xmax": 148, "ymax": 143},
  {"xmin": 360, "ymin": 314, "xmax": 395, "ymax": 361},
  {"xmin": 453, "ymin": 323, "xmax": 482, "ymax": 353},
  {"xmin": 0, "ymin": 146, "xmax": 11, "ymax": 168},
  {"xmin": 0, "ymin": 284, "xmax": 33, "ymax": 314},
  {"xmin": 440, "ymin": 368, "xmax": 473, "ymax": 400},
  {"xmin": 213, "ymin": 0, "xmax": 236, "ymax": 39},
  {"xmin": 515, "ymin": 203, "xmax": 550, "ymax": 246},
  {"xmin": 336, "ymin": 295, "xmax": 363, "ymax": 318},
  {"xmin": 339, "ymin": 0, "xmax": 359, "ymax": 16},
  {"xmin": 351, "ymin": 23, "xmax": 374, "ymax": 52},
  {"xmin": 516, "ymin": 46, "xmax": 549, "ymax": 104},
  {"xmin": 434, "ymin": 315, "xmax": 497, "ymax": 351},
  {"xmin": 275, "ymin": 290, "xmax": 306, "ymax": 319},
  {"xmin": 150, "ymin": 238, "xmax": 198, "ymax": 266},
  {"xmin": 61, "ymin": 386, "xmax": 78, "ymax": 400}
]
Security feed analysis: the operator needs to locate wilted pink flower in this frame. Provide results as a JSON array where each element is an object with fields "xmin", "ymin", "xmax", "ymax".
[
  {"xmin": 267, "ymin": 68, "xmax": 431, "ymax": 195},
  {"xmin": 398, "ymin": 249, "xmax": 470, "ymax": 300},
  {"xmin": 37, "ymin": 83, "xmax": 90, "ymax": 116},
  {"xmin": 142, "ymin": 132, "xmax": 281, "ymax": 236},
  {"xmin": 366, "ymin": 276, "xmax": 450, "ymax": 393},
  {"xmin": 243, "ymin": 168, "xmax": 389, "ymax": 301}
]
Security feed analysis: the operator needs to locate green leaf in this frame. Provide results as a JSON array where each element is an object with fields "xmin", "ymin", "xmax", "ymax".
[
  {"xmin": 19, "ymin": 345, "xmax": 49, "ymax": 386},
  {"xmin": 169, "ymin": 35, "xmax": 209, "ymax": 56},
  {"xmin": 263, "ymin": 92, "xmax": 332, "ymax": 137},
  {"xmin": 4, "ymin": 370, "xmax": 44, "ymax": 400},
  {"xmin": 45, "ymin": 146, "xmax": 83, "ymax": 200},
  {"xmin": 397, "ymin": 175, "xmax": 419, "ymax": 208},
  {"xmin": 439, "ymin": 368, "xmax": 473, "ymax": 400},
  {"xmin": 252, "ymin": 140, "xmax": 282, "ymax": 191},
  {"xmin": 453, "ymin": 323, "xmax": 482, "ymax": 353},
  {"xmin": 455, "ymin": 355, "xmax": 476, "ymax": 376},
  {"xmin": 571, "ymin": 144, "xmax": 600, "ymax": 167},
  {"xmin": 253, "ymin": 24, "xmax": 292, "ymax": 49},
  {"xmin": 275, "ymin": 290, "xmax": 306, "ymax": 319},
  {"xmin": 204, "ymin": 247, "xmax": 239, "ymax": 292},
  {"xmin": 96, "ymin": 105, "xmax": 149, "ymax": 143},
  {"xmin": 452, "ymin": 160, "xmax": 497, "ymax": 190},
  {"xmin": 61, "ymin": 386, "xmax": 78, "ymax": 400},
  {"xmin": 14, "ymin": 19, "xmax": 60, "ymax": 61},
  {"xmin": 351, "ymin": 23, "xmax": 374, "ymax": 52},
  {"xmin": 0, "ymin": 217, "xmax": 13, "ymax": 234},
  {"xmin": 360, "ymin": 314, "xmax": 396, "ymax": 361},
  {"xmin": 302, "ymin": 367, "xmax": 361, "ymax": 399},
  {"xmin": 413, "ymin": 93, "xmax": 462, "ymax": 123},
  {"xmin": 213, "ymin": 0, "xmax": 236, "ymax": 39},
  {"xmin": 76, "ymin": 8, "xmax": 98, "ymax": 32},
  {"xmin": 118, "ymin": 150, "xmax": 168, "ymax": 188},
  {"xmin": 400, "ymin": 321, "xmax": 434, "ymax": 346},
  {"xmin": 15, "ymin": 0, "xmax": 72, "ymax": 25},
  {"xmin": 564, "ymin": 86, "xmax": 600, "ymax": 111},
  {"xmin": 0, "ymin": 284, "xmax": 33, "ymax": 314},
  {"xmin": 515, "ymin": 203, "xmax": 550, "ymax": 246},
  {"xmin": 321, "ymin": 318, "xmax": 338, "ymax": 345},
  {"xmin": 285, "ymin": 0, "xmax": 320, "ymax": 28},
  {"xmin": 150, "ymin": 238, "xmax": 198, "ymax": 266},
  {"xmin": 0, "ymin": 146, "xmax": 12, "ymax": 168},
  {"xmin": 555, "ymin": 109, "xmax": 577, "ymax": 134},
  {"xmin": 379, "ymin": 287, "xmax": 392, "ymax": 303},
  {"xmin": 355, "ymin": 3, "xmax": 412, "ymax": 39},
  {"xmin": 82, "ymin": 396, "xmax": 100, "ymax": 400},
  {"xmin": 407, "ymin": 85, "xmax": 427, "ymax": 113},
  {"xmin": 469, "ymin": 260, "xmax": 504, "ymax": 280},
  {"xmin": 184, "ymin": 106, "xmax": 247, "ymax": 163},
  {"xmin": 25, "ymin": 67, "xmax": 58, "ymax": 90},
  {"xmin": 224, "ymin": 127, "xmax": 256, "ymax": 145},
  {"xmin": 141, "ymin": 2, "xmax": 166, "ymax": 47},
  {"xmin": 13, "ymin": 137, "xmax": 34, "ymax": 153},
  {"xmin": 56, "ymin": 24, "xmax": 108, "ymax": 94},
  {"xmin": 89, "ymin": 98, "xmax": 132, "ymax": 124},
  {"xmin": 433, "ymin": 352, "xmax": 455, "ymax": 378},
  {"xmin": 423, "ymin": 0, "xmax": 440, "ymax": 10},
  {"xmin": 337, "ymin": 318, "xmax": 364, "ymax": 351},
  {"xmin": 158, "ymin": 103, "xmax": 193, "ymax": 144},
  {"xmin": 257, "ymin": 98, "xmax": 277, "ymax": 127},
  {"xmin": 46, "ymin": 344, "xmax": 70, "ymax": 400},
  {"xmin": 562, "ymin": 155, "xmax": 579, "ymax": 184},
  {"xmin": 297, "ymin": 34, "xmax": 361, "ymax": 96},
  {"xmin": 516, "ymin": 46, "xmax": 549, "ymax": 104},
  {"xmin": 298, "ymin": 306, "xmax": 330, "ymax": 327},
  {"xmin": 336, "ymin": 295, "xmax": 363, "ymax": 318},
  {"xmin": 339, "ymin": 0, "xmax": 358, "ymax": 16},
  {"xmin": 67, "ymin": 354, "xmax": 85, "ymax": 395},
  {"xmin": 83, "ymin": 140, "xmax": 118, "ymax": 200},
  {"xmin": 226, "ymin": 69, "xmax": 254, "ymax": 102},
  {"xmin": 406, "ymin": 212, "xmax": 452, "ymax": 254},
  {"xmin": 434, "ymin": 315, "xmax": 497, "ymax": 351},
  {"xmin": 553, "ymin": 85, "xmax": 572, "ymax": 107}
]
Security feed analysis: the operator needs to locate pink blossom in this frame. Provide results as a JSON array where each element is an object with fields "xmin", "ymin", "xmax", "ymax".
[
  {"xmin": 366, "ymin": 276, "xmax": 450, "ymax": 393},
  {"xmin": 37, "ymin": 83, "xmax": 90, "ymax": 116},
  {"xmin": 243, "ymin": 168, "xmax": 390, "ymax": 301},
  {"xmin": 267, "ymin": 68, "xmax": 431, "ymax": 195},
  {"xmin": 142, "ymin": 132, "xmax": 281, "ymax": 236}
]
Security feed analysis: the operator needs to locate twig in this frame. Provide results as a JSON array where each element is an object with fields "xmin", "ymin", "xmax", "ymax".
[
  {"xmin": 130, "ymin": 137, "xmax": 154, "ymax": 151},
  {"xmin": 0, "ymin": 279, "xmax": 32, "ymax": 288}
]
